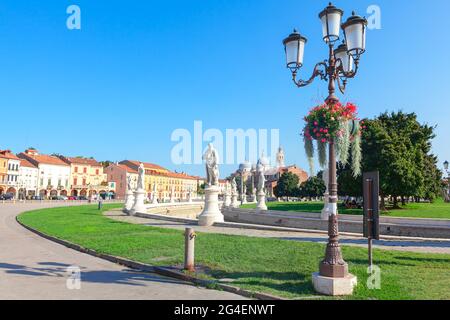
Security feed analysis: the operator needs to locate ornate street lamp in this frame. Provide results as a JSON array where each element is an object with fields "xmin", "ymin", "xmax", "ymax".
[
  {"xmin": 444, "ymin": 160, "xmax": 449, "ymax": 171},
  {"xmin": 282, "ymin": 2, "xmax": 367, "ymax": 295}
]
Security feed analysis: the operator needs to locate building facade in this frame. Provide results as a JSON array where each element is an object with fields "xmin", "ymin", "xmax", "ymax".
[
  {"xmin": 18, "ymin": 148, "xmax": 71, "ymax": 198},
  {"xmin": 18, "ymin": 159, "xmax": 39, "ymax": 198},
  {"xmin": 0, "ymin": 154, "xmax": 7, "ymax": 195},
  {"xmin": 118, "ymin": 160, "xmax": 199, "ymax": 201},
  {"xmin": 0, "ymin": 150, "xmax": 21, "ymax": 197},
  {"xmin": 59, "ymin": 156, "xmax": 111, "ymax": 197},
  {"xmin": 104, "ymin": 163, "xmax": 138, "ymax": 199}
]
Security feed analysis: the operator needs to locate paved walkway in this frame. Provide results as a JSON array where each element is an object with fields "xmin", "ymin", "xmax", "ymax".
[
  {"xmin": 105, "ymin": 210, "xmax": 450, "ymax": 255},
  {"xmin": 0, "ymin": 202, "xmax": 246, "ymax": 300}
]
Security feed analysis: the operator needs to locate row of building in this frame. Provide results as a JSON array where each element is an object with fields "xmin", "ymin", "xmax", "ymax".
[{"xmin": 0, "ymin": 148, "xmax": 206, "ymax": 200}]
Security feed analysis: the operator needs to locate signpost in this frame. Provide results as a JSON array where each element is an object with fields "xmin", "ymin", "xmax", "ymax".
[{"xmin": 363, "ymin": 171, "xmax": 380, "ymax": 267}]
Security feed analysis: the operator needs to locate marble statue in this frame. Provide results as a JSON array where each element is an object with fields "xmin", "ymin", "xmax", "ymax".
[
  {"xmin": 127, "ymin": 175, "xmax": 133, "ymax": 191},
  {"xmin": 257, "ymin": 165, "xmax": 265, "ymax": 193},
  {"xmin": 230, "ymin": 177, "xmax": 236, "ymax": 193},
  {"xmin": 137, "ymin": 163, "xmax": 145, "ymax": 190},
  {"xmin": 203, "ymin": 143, "xmax": 219, "ymax": 186}
]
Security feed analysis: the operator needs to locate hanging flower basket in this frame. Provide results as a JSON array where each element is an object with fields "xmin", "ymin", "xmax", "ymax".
[{"xmin": 302, "ymin": 102, "xmax": 363, "ymax": 177}]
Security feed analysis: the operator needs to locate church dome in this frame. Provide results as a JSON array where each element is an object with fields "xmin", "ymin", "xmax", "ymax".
[{"xmin": 239, "ymin": 160, "xmax": 252, "ymax": 172}]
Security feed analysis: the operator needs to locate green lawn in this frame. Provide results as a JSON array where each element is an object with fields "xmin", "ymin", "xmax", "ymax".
[
  {"xmin": 241, "ymin": 198, "xmax": 450, "ymax": 219},
  {"xmin": 18, "ymin": 204, "xmax": 450, "ymax": 300}
]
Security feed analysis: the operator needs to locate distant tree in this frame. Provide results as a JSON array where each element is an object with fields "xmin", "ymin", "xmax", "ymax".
[
  {"xmin": 100, "ymin": 161, "xmax": 113, "ymax": 168},
  {"xmin": 274, "ymin": 172, "xmax": 299, "ymax": 199},
  {"xmin": 299, "ymin": 176, "xmax": 326, "ymax": 200},
  {"xmin": 197, "ymin": 183, "xmax": 206, "ymax": 195}
]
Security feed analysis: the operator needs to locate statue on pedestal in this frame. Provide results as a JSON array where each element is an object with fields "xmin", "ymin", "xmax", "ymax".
[
  {"xmin": 256, "ymin": 161, "xmax": 267, "ymax": 212},
  {"xmin": 123, "ymin": 175, "xmax": 135, "ymax": 213},
  {"xmin": 130, "ymin": 163, "xmax": 147, "ymax": 215},
  {"xmin": 198, "ymin": 143, "xmax": 224, "ymax": 226}
]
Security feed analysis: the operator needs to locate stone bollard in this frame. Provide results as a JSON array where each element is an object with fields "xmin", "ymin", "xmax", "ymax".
[{"xmin": 184, "ymin": 228, "xmax": 196, "ymax": 272}]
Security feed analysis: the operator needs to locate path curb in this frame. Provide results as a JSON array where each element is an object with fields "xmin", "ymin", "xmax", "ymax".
[{"xmin": 16, "ymin": 215, "xmax": 285, "ymax": 301}]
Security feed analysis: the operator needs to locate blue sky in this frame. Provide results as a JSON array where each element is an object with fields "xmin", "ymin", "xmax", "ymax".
[{"xmin": 1, "ymin": 0, "xmax": 449, "ymax": 177}]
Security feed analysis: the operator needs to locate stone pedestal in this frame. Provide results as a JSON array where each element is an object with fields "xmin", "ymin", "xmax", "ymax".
[
  {"xmin": 123, "ymin": 190, "xmax": 135, "ymax": 213},
  {"xmin": 198, "ymin": 185, "xmax": 224, "ymax": 226},
  {"xmin": 151, "ymin": 192, "xmax": 158, "ymax": 204},
  {"xmin": 130, "ymin": 188, "xmax": 147, "ymax": 215},
  {"xmin": 170, "ymin": 194, "xmax": 175, "ymax": 203},
  {"xmin": 312, "ymin": 272, "xmax": 357, "ymax": 296},
  {"xmin": 230, "ymin": 193, "xmax": 239, "ymax": 208},
  {"xmin": 224, "ymin": 192, "xmax": 231, "ymax": 207},
  {"xmin": 188, "ymin": 193, "xmax": 192, "ymax": 203},
  {"xmin": 242, "ymin": 194, "xmax": 247, "ymax": 204},
  {"xmin": 252, "ymin": 191, "xmax": 257, "ymax": 203},
  {"xmin": 256, "ymin": 191, "xmax": 267, "ymax": 212},
  {"xmin": 321, "ymin": 192, "xmax": 330, "ymax": 220}
]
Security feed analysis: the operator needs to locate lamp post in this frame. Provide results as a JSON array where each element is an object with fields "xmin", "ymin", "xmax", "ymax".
[{"xmin": 283, "ymin": 2, "xmax": 367, "ymax": 294}]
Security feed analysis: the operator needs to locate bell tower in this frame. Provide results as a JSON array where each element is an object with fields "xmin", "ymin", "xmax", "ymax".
[{"xmin": 276, "ymin": 146, "xmax": 285, "ymax": 168}]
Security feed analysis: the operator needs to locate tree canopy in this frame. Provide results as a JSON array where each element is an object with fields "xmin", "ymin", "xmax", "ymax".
[
  {"xmin": 337, "ymin": 111, "xmax": 442, "ymax": 205},
  {"xmin": 274, "ymin": 172, "xmax": 299, "ymax": 198}
]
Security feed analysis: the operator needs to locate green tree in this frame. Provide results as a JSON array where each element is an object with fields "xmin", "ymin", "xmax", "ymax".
[
  {"xmin": 274, "ymin": 172, "xmax": 299, "ymax": 199},
  {"xmin": 299, "ymin": 176, "xmax": 326, "ymax": 200},
  {"xmin": 337, "ymin": 111, "xmax": 441, "ymax": 208}
]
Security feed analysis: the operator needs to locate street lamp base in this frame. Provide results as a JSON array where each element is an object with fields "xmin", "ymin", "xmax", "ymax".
[
  {"xmin": 312, "ymin": 272, "xmax": 357, "ymax": 296},
  {"xmin": 319, "ymin": 261, "xmax": 348, "ymax": 278}
]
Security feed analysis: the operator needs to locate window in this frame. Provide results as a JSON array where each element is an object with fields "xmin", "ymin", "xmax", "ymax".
[
  {"xmin": 83, "ymin": 167, "xmax": 87, "ymax": 173},
  {"xmin": 73, "ymin": 178, "xmax": 78, "ymax": 186},
  {"xmin": 96, "ymin": 169, "xmax": 99, "ymax": 175},
  {"xmin": 74, "ymin": 167, "xmax": 78, "ymax": 173},
  {"xmin": 82, "ymin": 179, "xmax": 86, "ymax": 185}
]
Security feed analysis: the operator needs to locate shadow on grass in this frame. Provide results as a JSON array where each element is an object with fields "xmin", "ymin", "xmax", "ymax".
[{"xmin": 211, "ymin": 270, "xmax": 315, "ymax": 296}]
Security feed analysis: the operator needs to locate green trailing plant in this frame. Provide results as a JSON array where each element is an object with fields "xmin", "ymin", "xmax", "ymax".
[{"xmin": 318, "ymin": 139, "xmax": 327, "ymax": 168}]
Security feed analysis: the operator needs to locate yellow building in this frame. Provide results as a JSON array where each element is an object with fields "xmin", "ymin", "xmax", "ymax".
[
  {"xmin": 59, "ymin": 156, "xmax": 110, "ymax": 197},
  {"xmin": 0, "ymin": 153, "xmax": 8, "ymax": 195},
  {"xmin": 119, "ymin": 160, "xmax": 198, "ymax": 200}
]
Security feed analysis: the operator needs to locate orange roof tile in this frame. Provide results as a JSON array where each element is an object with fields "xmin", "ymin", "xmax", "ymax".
[
  {"xmin": 20, "ymin": 159, "xmax": 38, "ymax": 169},
  {"xmin": 63, "ymin": 157, "xmax": 101, "ymax": 166},
  {"xmin": 121, "ymin": 160, "xmax": 169, "ymax": 172},
  {"xmin": 117, "ymin": 164, "xmax": 138, "ymax": 174},
  {"xmin": 18, "ymin": 153, "xmax": 69, "ymax": 167},
  {"xmin": 0, "ymin": 150, "xmax": 20, "ymax": 160}
]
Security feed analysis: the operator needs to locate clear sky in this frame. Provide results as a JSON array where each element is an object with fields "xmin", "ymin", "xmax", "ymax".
[{"xmin": 1, "ymin": 0, "xmax": 449, "ymax": 178}]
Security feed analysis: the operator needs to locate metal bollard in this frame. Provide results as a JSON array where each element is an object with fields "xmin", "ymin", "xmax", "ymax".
[{"xmin": 184, "ymin": 228, "xmax": 196, "ymax": 272}]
